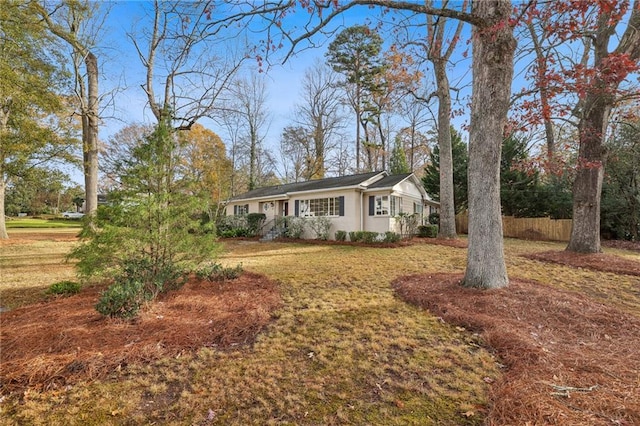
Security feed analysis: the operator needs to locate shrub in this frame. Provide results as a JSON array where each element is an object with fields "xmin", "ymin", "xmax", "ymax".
[
  {"xmin": 218, "ymin": 228, "xmax": 251, "ymax": 238},
  {"xmin": 335, "ymin": 230, "xmax": 347, "ymax": 241},
  {"xmin": 396, "ymin": 213, "xmax": 420, "ymax": 238},
  {"xmin": 48, "ymin": 280, "xmax": 81, "ymax": 296},
  {"xmin": 349, "ymin": 231, "xmax": 362, "ymax": 242},
  {"xmin": 120, "ymin": 257, "xmax": 187, "ymax": 300},
  {"xmin": 196, "ymin": 263, "xmax": 243, "ymax": 281},
  {"xmin": 361, "ymin": 231, "xmax": 378, "ymax": 244},
  {"xmin": 285, "ymin": 216, "xmax": 306, "ymax": 239},
  {"xmin": 428, "ymin": 212, "xmax": 440, "ymax": 225},
  {"xmin": 246, "ymin": 213, "xmax": 266, "ymax": 236},
  {"xmin": 418, "ymin": 224, "xmax": 438, "ymax": 238},
  {"xmin": 383, "ymin": 232, "xmax": 401, "ymax": 243},
  {"xmin": 96, "ymin": 280, "xmax": 144, "ymax": 319},
  {"xmin": 309, "ymin": 216, "xmax": 332, "ymax": 240}
]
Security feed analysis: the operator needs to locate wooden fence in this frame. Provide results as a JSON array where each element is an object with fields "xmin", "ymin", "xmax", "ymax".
[{"xmin": 455, "ymin": 213, "xmax": 573, "ymax": 242}]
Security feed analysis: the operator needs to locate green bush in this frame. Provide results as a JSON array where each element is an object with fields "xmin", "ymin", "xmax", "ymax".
[
  {"xmin": 48, "ymin": 280, "xmax": 81, "ymax": 296},
  {"xmin": 361, "ymin": 231, "xmax": 379, "ymax": 244},
  {"xmin": 196, "ymin": 263, "xmax": 243, "ymax": 281},
  {"xmin": 219, "ymin": 228, "xmax": 251, "ymax": 238},
  {"xmin": 383, "ymin": 232, "xmax": 401, "ymax": 243},
  {"xmin": 120, "ymin": 257, "xmax": 187, "ymax": 300},
  {"xmin": 246, "ymin": 213, "xmax": 266, "ymax": 236},
  {"xmin": 96, "ymin": 280, "xmax": 144, "ymax": 319},
  {"xmin": 428, "ymin": 212, "xmax": 440, "ymax": 225},
  {"xmin": 418, "ymin": 224, "xmax": 438, "ymax": 238},
  {"xmin": 349, "ymin": 231, "xmax": 362, "ymax": 242},
  {"xmin": 335, "ymin": 230, "xmax": 347, "ymax": 241}
]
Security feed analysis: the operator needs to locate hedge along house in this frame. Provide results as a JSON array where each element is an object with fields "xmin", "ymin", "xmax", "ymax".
[{"xmin": 225, "ymin": 171, "xmax": 439, "ymax": 239}]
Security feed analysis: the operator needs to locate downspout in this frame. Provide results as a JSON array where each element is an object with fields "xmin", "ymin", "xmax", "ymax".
[{"xmin": 359, "ymin": 189, "xmax": 364, "ymax": 231}]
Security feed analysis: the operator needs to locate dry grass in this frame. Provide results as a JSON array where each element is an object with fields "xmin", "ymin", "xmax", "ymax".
[
  {"xmin": 0, "ymin": 229, "xmax": 78, "ymax": 309},
  {"xmin": 1, "ymin": 233, "xmax": 639, "ymax": 425}
]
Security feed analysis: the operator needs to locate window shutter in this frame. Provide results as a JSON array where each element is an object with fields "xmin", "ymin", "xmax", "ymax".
[
  {"xmin": 369, "ymin": 196, "xmax": 375, "ymax": 216},
  {"xmin": 339, "ymin": 196, "xmax": 344, "ymax": 216},
  {"xmin": 234, "ymin": 205, "xmax": 238, "ymax": 215},
  {"xmin": 245, "ymin": 204, "xmax": 249, "ymax": 213},
  {"xmin": 294, "ymin": 200, "xmax": 299, "ymax": 216}
]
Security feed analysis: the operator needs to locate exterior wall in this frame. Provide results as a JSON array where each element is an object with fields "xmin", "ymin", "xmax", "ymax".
[
  {"xmin": 363, "ymin": 190, "xmax": 393, "ymax": 234},
  {"xmin": 364, "ymin": 184, "xmax": 426, "ymax": 235},
  {"xmin": 289, "ymin": 189, "xmax": 362, "ymax": 239}
]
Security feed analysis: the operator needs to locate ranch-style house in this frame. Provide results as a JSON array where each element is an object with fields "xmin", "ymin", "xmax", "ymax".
[{"xmin": 225, "ymin": 171, "xmax": 439, "ymax": 240}]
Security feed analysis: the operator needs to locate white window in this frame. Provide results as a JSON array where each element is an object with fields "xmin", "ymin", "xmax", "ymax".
[
  {"xmin": 414, "ymin": 201, "xmax": 423, "ymax": 216},
  {"xmin": 375, "ymin": 195, "xmax": 389, "ymax": 216},
  {"xmin": 234, "ymin": 204, "xmax": 249, "ymax": 215},
  {"xmin": 390, "ymin": 196, "xmax": 401, "ymax": 216},
  {"xmin": 376, "ymin": 195, "xmax": 401, "ymax": 216},
  {"xmin": 299, "ymin": 197, "xmax": 341, "ymax": 217}
]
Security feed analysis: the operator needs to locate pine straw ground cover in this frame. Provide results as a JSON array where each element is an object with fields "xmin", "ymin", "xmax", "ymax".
[{"xmin": 0, "ymin": 232, "xmax": 639, "ymax": 425}]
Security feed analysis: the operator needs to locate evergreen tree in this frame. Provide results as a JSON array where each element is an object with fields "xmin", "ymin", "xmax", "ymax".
[
  {"xmin": 500, "ymin": 136, "xmax": 548, "ymax": 218},
  {"xmin": 389, "ymin": 137, "xmax": 410, "ymax": 174},
  {"xmin": 326, "ymin": 25, "xmax": 384, "ymax": 171},
  {"xmin": 423, "ymin": 128, "xmax": 468, "ymax": 214},
  {"xmin": 601, "ymin": 122, "xmax": 640, "ymax": 240},
  {"xmin": 70, "ymin": 113, "xmax": 218, "ymax": 294}
]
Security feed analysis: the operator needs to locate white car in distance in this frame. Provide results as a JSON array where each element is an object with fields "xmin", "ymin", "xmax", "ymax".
[{"xmin": 62, "ymin": 211, "xmax": 85, "ymax": 219}]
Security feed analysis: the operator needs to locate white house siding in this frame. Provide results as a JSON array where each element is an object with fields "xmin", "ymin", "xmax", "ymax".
[
  {"xmin": 363, "ymin": 190, "xmax": 393, "ymax": 234},
  {"xmin": 289, "ymin": 189, "xmax": 360, "ymax": 239}
]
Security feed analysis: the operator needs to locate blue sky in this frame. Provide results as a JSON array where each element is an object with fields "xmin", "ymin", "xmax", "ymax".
[
  {"xmin": 63, "ymin": 1, "xmax": 473, "ymax": 184},
  {"xmin": 59, "ymin": 1, "xmax": 638, "ymax": 187}
]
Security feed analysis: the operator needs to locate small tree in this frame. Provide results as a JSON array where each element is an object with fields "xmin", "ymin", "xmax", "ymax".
[
  {"xmin": 70, "ymin": 114, "xmax": 218, "ymax": 308},
  {"xmin": 396, "ymin": 212, "xmax": 419, "ymax": 238}
]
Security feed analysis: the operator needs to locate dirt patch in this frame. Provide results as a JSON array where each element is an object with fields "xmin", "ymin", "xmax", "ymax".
[
  {"xmin": 392, "ymin": 273, "xmax": 640, "ymax": 425},
  {"xmin": 0, "ymin": 272, "xmax": 281, "ymax": 394},
  {"xmin": 524, "ymin": 250, "xmax": 640, "ymax": 276}
]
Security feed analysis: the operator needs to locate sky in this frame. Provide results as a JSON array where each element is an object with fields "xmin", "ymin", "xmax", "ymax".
[
  {"xmin": 95, "ymin": 2, "xmax": 383, "ymax": 133},
  {"xmin": 54, "ymin": 1, "xmax": 638, "ymax": 188},
  {"xmin": 58, "ymin": 0, "xmax": 474, "ymax": 185}
]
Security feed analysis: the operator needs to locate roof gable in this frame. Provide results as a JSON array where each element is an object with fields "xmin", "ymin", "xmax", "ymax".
[{"xmin": 365, "ymin": 173, "xmax": 413, "ymax": 189}]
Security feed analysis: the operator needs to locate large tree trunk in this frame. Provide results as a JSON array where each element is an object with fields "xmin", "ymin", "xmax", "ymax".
[
  {"xmin": 462, "ymin": 0, "xmax": 515, "ymax": 289},
  {"xmin": 0, "ymin": 177, "xmax": 8, "ymax": 240},
  {"xmin": 434, "ymin": 59, "xmax": 457, "ymax": 239},
  {"xmin": 566, "ymin": 102, "xmax": 608, "ymax": 253},
  {"xmin": 0, "ymin": 101, "xmax": 9, "ymax": 239},
  {"xmin": 84, "ymin": 51, "xmax": 99, "ymax": 216}
]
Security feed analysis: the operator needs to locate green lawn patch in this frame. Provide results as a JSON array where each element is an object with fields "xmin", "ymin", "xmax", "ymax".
[{"xmin": 6, "ymin": 218, "xmax": 83, "ymax": 229}]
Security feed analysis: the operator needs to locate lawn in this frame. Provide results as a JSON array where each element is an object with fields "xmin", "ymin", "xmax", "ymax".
[
  {"xmin": 1, "ymin": 231, "xmax": 639, "ymax": 425},
  {"xmin": 5, "ymin": 218, "xmax": 83, "ymax": 229}
]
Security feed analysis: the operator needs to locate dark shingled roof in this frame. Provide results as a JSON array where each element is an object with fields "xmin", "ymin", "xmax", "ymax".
[
  {"xmin": 366, "ymin": 173, "xmax": 413, "ymax": 189},
  {"xmin": 230, "ymin": 171, "xmax": 383, "ymax": 201}
]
